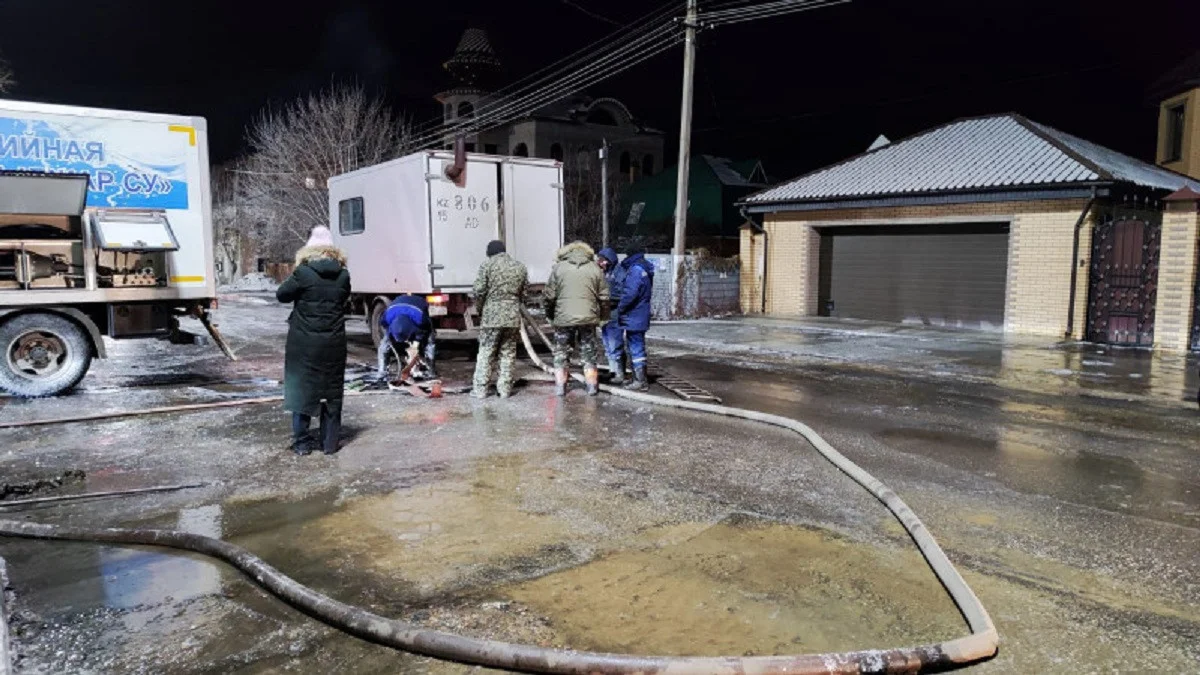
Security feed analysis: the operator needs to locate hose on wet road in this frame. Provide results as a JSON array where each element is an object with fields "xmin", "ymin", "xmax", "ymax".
[{"xmin": 0, "ymin": 317, "xmax": 999, "ymax": 674}]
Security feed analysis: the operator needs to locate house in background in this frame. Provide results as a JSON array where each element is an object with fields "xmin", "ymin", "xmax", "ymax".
[
  {"xmin": 1153, "ymin": 50, "xmax": 1200, "ymax": 180},
  {"xmin": 435, "ymin": 28, "xmax": 663, "ymax": 178},
  {"xmin": 618, "ymin": 155, "xmax": 769, "ymax": 255},
  {"xmin": 739, "ymin": 112, "xmax": 1200, "ymax": 352}
]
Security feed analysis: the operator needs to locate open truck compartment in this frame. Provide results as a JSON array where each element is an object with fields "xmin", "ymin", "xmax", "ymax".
[{"xmin": 0, "ymin": 100, "xmax": 219, "ymax": 397}]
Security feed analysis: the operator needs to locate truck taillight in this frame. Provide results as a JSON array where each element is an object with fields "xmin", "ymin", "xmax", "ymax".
[{"xmin": 426, "ymin": 294, "xmax": 449, "ymax": 305}]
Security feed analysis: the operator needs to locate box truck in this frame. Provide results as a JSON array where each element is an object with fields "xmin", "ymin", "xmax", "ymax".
[
  {"xmin": 0, "ymin": 99, "xmax": 226, "ymax": 397},
  {"xmin": 329, "ymin": 150, "xmax": 564, "ymax": 343}
]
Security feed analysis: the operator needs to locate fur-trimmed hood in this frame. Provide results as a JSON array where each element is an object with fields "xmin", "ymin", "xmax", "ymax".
[
  {"xmin": 295, "ymin": 244, "xmax": 347, "ymax": 269},
  {"xmin": 556, "ymin": 241, "xmax": 595, "ymax": 266}
]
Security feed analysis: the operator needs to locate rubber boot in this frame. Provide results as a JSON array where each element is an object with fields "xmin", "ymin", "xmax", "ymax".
[
  {"xmin": 624, "ymin": 365, "xmax": 649, "ymax": 392},
  {"xmin": 554, "ymin": 368, "xmax": 569, "ymax": 397},
  {"xmin": 607, "ymin": 359, "xmax": 625, "ymax": 386},
  {"xmin": 291, "ymin": 413, "xmax": 314, "ymax": 456},
  {"xmin": 585, "ymin": 367, "xmax": 600, "ymax": 396}
]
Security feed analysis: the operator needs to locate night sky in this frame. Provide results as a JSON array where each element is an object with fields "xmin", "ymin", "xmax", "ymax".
[{"xmin": 2, "ymin": 0, "xmax": 1197, "ymax": 180}]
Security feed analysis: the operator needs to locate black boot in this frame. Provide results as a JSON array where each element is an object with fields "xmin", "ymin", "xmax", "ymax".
[
  {"xmin": 291, "ymin": 413, "xmax": 314, "ymax": 455},
  {"xmin": 624, "ymin": 365, "xmax": 649, "ymax": 392},
  {"xmin": 319, "ymin": 405, "xmax": 341, "ymax": 455}
]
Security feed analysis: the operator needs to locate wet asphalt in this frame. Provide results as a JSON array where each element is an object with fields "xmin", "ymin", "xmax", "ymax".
[{"xmin": 0, "ymin": 296, "xmax": 1197, "ymax": 673}]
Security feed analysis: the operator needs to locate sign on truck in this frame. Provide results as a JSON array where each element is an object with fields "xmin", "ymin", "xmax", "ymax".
[
  {"xmin": 0, "ymin": 99, "xmax": 227, "ymax": 397},
  {"xmin": 329, "ymin": 150, "xmax": 564, "ymax": 343}
]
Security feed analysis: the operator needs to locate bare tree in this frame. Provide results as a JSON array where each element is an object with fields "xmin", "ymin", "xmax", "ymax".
[
  {"xmin": 0, "ymin": 52, "xmax": 15, "ymax": 95},
  {"xmin": 241, "ymin": 83, "xmax": 413, "ymax": 254},
  {"xmin": 562, "ymin": 150, "xmax": 624, "ymax": 248}
]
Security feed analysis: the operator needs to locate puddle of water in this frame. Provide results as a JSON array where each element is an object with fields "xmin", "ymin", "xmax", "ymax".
[
  {"xmin": 297, "ymin": 478, "xmax": 576, "ymax": 595},
  {"xmin": 503, "ymin": 515, "xmax": 963, "ymax": 656}
]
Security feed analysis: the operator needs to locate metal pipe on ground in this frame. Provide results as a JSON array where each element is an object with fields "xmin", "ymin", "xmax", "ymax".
[
  {"xmin": 0, "ymin": 483, "xmax": 206, "ymax": 509},
  {"xmin": 0, "ymin": 320, "xmax": 1000, "ymax": 673},
  {"xmin": 0, "ymin": 385, "xmax": 459, "ymax": 431},
  {"xmin": 0, "ymin": 556, "xmax": 10, "ymax": 675}
]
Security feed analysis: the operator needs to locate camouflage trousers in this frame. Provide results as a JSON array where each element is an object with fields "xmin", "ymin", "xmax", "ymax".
[
  {"xmin": 474, "ymin": 327, "xmax": 520, "ymax": 395},
  {"xmin": 552, "ymin": 325, "xmax": 599, "ymax": 370}
]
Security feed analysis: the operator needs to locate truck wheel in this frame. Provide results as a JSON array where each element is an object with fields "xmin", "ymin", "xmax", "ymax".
[
  {"xmin": 0, "ymin": 313, "xmax": 93, "ymax": 397},
  {"xmin": 369, "ymin": 301, "xmax": 388, "ymax": 348}
]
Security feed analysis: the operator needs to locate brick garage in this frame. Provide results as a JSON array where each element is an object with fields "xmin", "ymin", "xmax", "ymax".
[{"xmin": 740, "ymin": 114, "xmax": 1200, "ymax": 350}]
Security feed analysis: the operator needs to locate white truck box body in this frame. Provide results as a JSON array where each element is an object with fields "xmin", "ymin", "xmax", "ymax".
[
  {"xmin": 330, "ymin": 151, "xmax": 563, "ymax": 295},
  {"xmin": 0, "ymin": 99, "xmax": 215, "ymax": 304}
]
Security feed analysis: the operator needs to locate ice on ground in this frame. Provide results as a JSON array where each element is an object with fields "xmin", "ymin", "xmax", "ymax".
[{"xmin": 219, "ymin": 272, "xmax": 279, "ymax": 293}]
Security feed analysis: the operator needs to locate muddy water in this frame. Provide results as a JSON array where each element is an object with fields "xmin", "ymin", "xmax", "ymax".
[
  {"xmin": 505, "ymin": 517, "xmax": 961, "ymax": 656},
  {"xmin": 5, "ymin": 451, "xmax": 968, "ymax": 672}
]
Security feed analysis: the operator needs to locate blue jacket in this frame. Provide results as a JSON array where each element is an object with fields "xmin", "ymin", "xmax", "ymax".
[
  {"xmin": 597, "ymin": 247, "xmax": 625, "ymax": 323},
  {"xmin": 616, "ymin": 253, "xmax": 654, "ymax": 332},
  {"xmin": 382, "ymin": 295, "xmax": 431, "ymax": 343}
]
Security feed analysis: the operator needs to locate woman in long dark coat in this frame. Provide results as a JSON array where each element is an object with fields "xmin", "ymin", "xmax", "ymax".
[{"xmin": 276, "ymin": 226, "xmax": 351, "ymax": 455}]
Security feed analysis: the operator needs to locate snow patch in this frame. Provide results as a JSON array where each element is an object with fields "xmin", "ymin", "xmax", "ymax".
[{"xmin": 220, "ymin": 272, "xmax": 279, "ymax": 293}]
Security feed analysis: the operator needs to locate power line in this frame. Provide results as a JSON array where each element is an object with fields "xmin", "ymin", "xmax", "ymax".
[
  {"xmin": 408, "ymin": 20, "xmax": 684, "ymax": 149},
  {"xmin": 699, "ymin": 0, "xmax": 851, "ymax": 26},
  {"xmin": 410, "ymin": 33, "xmax": 685, "ymax": 150},
  {"xmin": 558, "ymin": 0, "xmax": 623, "ymax": 26},
  {"xmin": 406, "ymin": 1, "xmax": 680, "ymax": 144}
]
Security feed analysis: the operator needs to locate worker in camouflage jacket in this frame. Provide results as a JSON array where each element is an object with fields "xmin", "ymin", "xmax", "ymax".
[
  {"xmin": 471, "ymin": 240, "xmax": 528, "ymax": 398},
  {"xmin": 542, "ymin": 241, "xmax": 609, "ymax": 396}
]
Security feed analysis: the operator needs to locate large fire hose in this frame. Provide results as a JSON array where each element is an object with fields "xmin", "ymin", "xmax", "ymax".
[{"xmin": 0, "ymin": 317, "xmax": 998, "ymax": 674}]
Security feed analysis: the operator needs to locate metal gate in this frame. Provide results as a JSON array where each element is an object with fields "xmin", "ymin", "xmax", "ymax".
[{"xmin": 1087, "ymin": 218, "xmax": 1161, "ymax": 346}]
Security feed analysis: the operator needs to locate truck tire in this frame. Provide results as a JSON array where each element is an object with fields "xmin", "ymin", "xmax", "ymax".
[
  {"xmin": 369, "ymin": 300, "xmax": 388, "ymax": 348},
  {"xmin": 0, "ymin": 312, "xmax": 93, "ymax": 397}
]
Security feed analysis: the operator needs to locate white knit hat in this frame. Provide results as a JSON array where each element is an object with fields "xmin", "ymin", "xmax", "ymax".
[{"xmin": 306, "ymin": 226, "xmax": 334, "ymax": 248}]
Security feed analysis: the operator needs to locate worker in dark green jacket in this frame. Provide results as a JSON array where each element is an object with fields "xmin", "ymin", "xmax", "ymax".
[{"xmin": 276, "ymin": 226, "xmax": 351, "ymax": 456}]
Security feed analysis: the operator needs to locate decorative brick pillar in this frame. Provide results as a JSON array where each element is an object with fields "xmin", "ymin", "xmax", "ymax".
[
  {"xmin": 739, "ymin": 225, "xmax": 763, "ymax": 314},
  {"xmin": 1153, "ymin": 188, "xmax": 1200, "ymax": 352}
]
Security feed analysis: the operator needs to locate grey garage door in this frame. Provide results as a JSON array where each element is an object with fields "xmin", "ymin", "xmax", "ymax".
[{"xmin": 818, "ymin": 223, "xmax": 1009, "ymax": 330}]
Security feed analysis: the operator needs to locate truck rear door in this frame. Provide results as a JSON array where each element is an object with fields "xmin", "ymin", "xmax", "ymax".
[
  {"xmin": 502, "ymin": 160, "xmax": 563, "ymax": 285},
  {"xmin": 428, "ymin": 156, "xmax": 500, "ymax": 289}
]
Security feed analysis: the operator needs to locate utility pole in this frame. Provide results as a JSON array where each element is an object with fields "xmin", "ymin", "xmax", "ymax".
[
  {"xmin": 600, "ymin": 138, "xmax": 609, "ymax": 248},
  {"xmin": 672, "ymin": 0, "xmax": 698, "ymax": 316}
]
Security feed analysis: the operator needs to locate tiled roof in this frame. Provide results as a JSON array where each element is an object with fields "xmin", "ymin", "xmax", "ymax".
[
  {"xmin": 746, "ymin": 113, "xmax": 1200, "ymax": 205},
  {"xmin": 444, "ymin": 28, "xmax": 501, "ymax": 70},
  {"xmin": 704, "ymin": 156, "xmax": 768, "ymax": 187},
  {"xmin": 454, "ymin": 28, "xmax": 497, "ymax": 58}
]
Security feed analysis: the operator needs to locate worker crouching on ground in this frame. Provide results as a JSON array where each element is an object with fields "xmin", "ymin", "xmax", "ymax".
[
  {"xmin": 376, "ymin": 294, "xmax": 437, "ymax": 381},
  {"xmin": 616, "ymin": 245, "xmax": 655, "ymax": 391},
  {"xmin": 596, "ymin": 247, "xmax": 626, "ymax": 386},
  {"xmin": 276, "ymin": 226, "xmax": 352, "ymax": 456},
  {"xmin": 471, "ymin": 240, "xmax": 528, "ymax": 399},
  {"xmin": 543, "ymin": 241, "xmax": 609, "ymax": 396}
]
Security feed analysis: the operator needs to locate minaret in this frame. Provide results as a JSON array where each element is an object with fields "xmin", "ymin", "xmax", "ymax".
[{"xmin": 436, "ymin": 28, "xmax": 502, "ymax": 149}]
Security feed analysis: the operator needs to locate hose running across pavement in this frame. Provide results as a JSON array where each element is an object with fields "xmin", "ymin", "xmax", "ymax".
[{"xmin": 0, "ymin": 318, "xmax": 998, "ymax": 674}]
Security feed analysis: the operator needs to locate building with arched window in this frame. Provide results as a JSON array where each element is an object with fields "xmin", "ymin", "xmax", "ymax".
[{"xmin": 434, "ymin": 28, "xmax": 663, "ymax": 172}]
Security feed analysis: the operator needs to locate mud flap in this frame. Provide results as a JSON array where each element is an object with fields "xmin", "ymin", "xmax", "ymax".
[{"xmin": 199, "ymin": 312, "xmax": 237, "ymax": 361}]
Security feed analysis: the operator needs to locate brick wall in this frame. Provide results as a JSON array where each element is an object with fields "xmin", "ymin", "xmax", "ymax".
[
  {"xmin": 1153, "ymin": 199, "xmax": 1200, "ymax": 351},
  {"xmin": 740, "ymin": 227, "xmax": 763, "ymax": 313},
  {"xmin": 1005, "ymin": 206, "xmax": 1092, "ymax": 338},
  {"xmin": 763, "ymin": 215, "xmax": 820, "ymax": 316},
  {"xmin": 753, "ymin": 199, "xmax": 1098, "ymax": 337}
]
